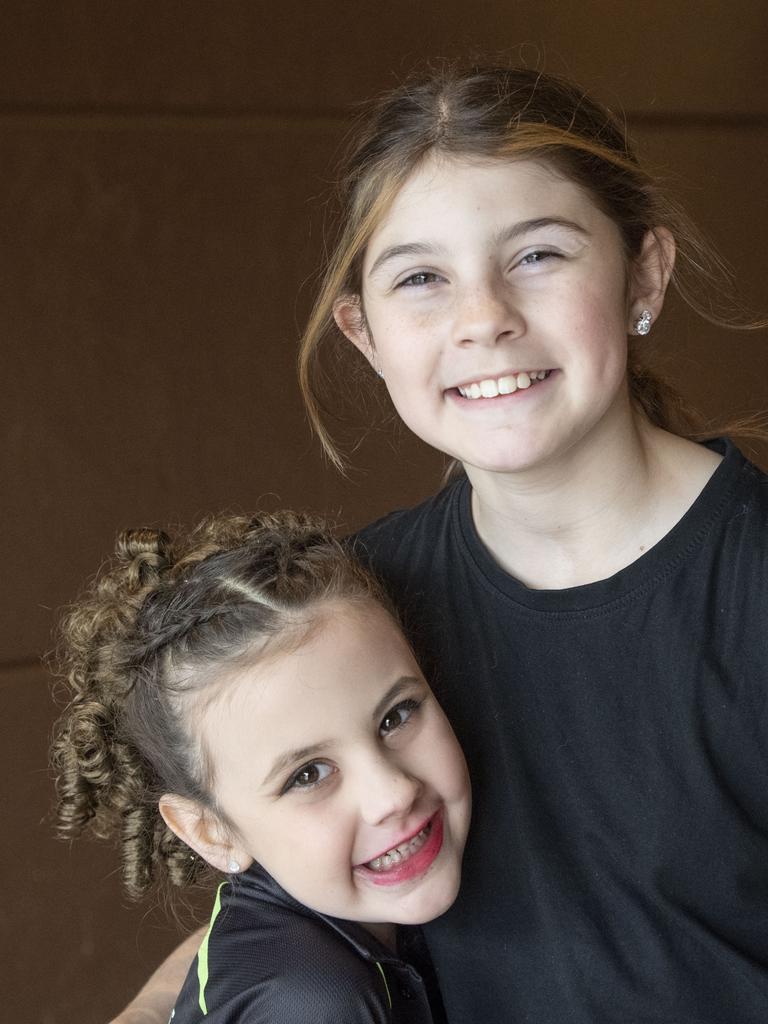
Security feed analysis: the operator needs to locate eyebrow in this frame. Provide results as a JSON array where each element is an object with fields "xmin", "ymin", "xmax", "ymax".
[
  {"xmin": 368, "ymin": 242, "xmax": 448, "ymax": 278},
  {"xmin": 492, "ymin": 217, "xmax": 588, "ymax": 246},
  {"xmin": 367, "ymin": 217, "xmax": 588, "ymax": 278},
  {"xmin": 262, "ymin": 675, "xmax": 423, "ymax": 789}
]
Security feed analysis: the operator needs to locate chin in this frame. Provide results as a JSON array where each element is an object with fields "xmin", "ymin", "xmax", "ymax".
[
  {"xmin": 461, "ymin": 432, "xmax": 587, "ymax": 476},
  {"xmin": 457, "ymin": 450, "xmax": 541, "ymax": 476},
  {"xmin": 395, "ymin": 874, "xmax": 463, "ymax": 926}
]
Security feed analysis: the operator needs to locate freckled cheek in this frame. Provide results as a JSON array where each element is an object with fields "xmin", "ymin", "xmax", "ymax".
[
  {"xmin": 373, "ymin": 306, "xmax": 443, "ymax": 356},
  {"xmin": 570, "ymin": 297, "xmax": 628, "ymax": 376}
]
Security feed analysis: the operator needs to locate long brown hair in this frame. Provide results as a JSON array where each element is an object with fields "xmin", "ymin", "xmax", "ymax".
[
  {"xmin": 51, "ymin": 511, "xmax": 390, "ymax": 899},
  {"xmin": 299, "ymin": 62, "xmax": 761, "ymax": 470}
]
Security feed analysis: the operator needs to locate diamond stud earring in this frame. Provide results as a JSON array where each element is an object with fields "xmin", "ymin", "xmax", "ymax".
[{"xmin": 634, "ymin": 309, "xmax": 652, "ymax": 336}]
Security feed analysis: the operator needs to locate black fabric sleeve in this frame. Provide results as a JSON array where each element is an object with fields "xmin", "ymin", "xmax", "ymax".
[
  {"xmin": 187, "ymin": 909, "xmax": 393, "ymax": 1024},
  {"xmin": 197, "ymin": 971, "xmax": 391, "ymax": 1024}
]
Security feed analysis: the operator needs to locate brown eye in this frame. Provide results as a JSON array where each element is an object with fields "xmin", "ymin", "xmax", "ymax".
[
  {"xmin": 380, "ymin": 711, "xmax": 403, "ymax": 733},
  {"xmin": 285, "ymin": 761, "xmax": 334, "ymax": 793},
  {"xmin": 379, "ymin": 698, "xmax": 420, "ymax": 736},
  {"xmin": 296, "ymin": 765, "xmax": 321, "ymax": 786}
]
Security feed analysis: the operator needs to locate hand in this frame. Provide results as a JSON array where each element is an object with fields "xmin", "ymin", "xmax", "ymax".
[{"xmin": 105, "ymin": 927, "xmax": 204, "ymax": 1024}]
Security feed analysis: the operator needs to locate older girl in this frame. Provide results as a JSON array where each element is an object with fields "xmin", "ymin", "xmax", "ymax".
[
  {"xmin": 114, "ymin": 63, "xmax": 768, "ymax": 1022},
  {"xmin": 300, "ymin": 63, "xmax": 768, "ymax": 1022},
  {"xmin": 53, "ymin": 511, "xmax": 470, "ymax": 1023}
]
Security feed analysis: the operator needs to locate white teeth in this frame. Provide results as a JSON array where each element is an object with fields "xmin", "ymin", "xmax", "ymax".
[
  {"xmin": 458, "ymin": 370, "xmax": 549, "ymax": 399},
  {"xmin": 366, "ymin": 824, "xmax": 430, "ymax": 872}
]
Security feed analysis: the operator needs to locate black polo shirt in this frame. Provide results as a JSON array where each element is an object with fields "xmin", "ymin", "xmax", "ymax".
[{"xmin": 170, "ymin": 864, "xmax": 444, "ymax": 1023}]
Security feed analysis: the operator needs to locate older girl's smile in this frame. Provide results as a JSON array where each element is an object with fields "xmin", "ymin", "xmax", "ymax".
[{"xmin": 339, "ymin": 155, "xmax": 661, "ymax": 479}]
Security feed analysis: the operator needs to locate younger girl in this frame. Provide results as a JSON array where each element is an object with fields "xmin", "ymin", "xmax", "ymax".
[{"xmin": 52, "ymin": 511, "xmax": 471, "ymax": 1023}]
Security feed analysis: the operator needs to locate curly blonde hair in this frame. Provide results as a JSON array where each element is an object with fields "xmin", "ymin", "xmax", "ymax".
[{"xmin": 51, "ymin": 511, "xmax": 389, "ymax": 899}]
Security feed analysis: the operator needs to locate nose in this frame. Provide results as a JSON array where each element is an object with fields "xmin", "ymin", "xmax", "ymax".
[
  {"xmin": 452, "ymin": 275, "xmax": 524, "ymax": 348},
  {"xmin": 358, "ymin": 752, "xmax": 423, "ymax": 827}
]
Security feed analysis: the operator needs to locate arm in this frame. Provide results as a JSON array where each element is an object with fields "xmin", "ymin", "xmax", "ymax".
[{"xmin": 108, "ymin": 928, "xmax": 204, "ymax": 1024}]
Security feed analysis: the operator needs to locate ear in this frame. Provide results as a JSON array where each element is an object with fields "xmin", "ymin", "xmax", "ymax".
[
  {"xmin": 333, "ymin": 294, "xmax": 376, "ymax": 368},
  {"xmin": 159, "ymin": 794, "xmax": 252, "ymax": 874},
  {"xmin": 628, "ymin": 227, "xmax": 676, "ymax": 329}
]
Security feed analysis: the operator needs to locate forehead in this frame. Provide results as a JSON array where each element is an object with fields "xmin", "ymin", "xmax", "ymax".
[
  {"xmin": 200, "ymin": 600, "xmax": 415, "ymax": 756},
  {"xmin": 230, "ymin": 598, "xmax": 405, "ymax": 692},
  {"xmin": 365, "ymin": 155, "xmax": 605, "ymax": 259}
]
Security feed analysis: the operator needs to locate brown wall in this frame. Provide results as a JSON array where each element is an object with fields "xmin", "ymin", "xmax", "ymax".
[{"xmin": 3, "ymin": 4, "xmax": 767, "ymax": 1020}]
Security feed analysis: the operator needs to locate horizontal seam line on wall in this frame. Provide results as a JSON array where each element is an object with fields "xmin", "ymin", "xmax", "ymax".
[
  {"xmin": 631, "ymin": 112, "xmax": 768, "ymax": 128},
  {"xmin": 0, "ymin": 109, "xmax": 349, "ymax": 132},
  {"xmin": 0, "ymin": 110, "xmax": 767, "ymax": 131},
  {"xmin": 0, "ymin": 657, "xmax": 44, "ymax": 675}
]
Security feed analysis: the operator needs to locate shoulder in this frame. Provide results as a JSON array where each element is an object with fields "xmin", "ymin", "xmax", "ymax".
[
  {"xmin": 686, "ymin": 443, "xmax": 768, "ymax": 668},
  {"xmin": 210, "ymin": 936, "xmax": 392, "ymax": 1024},
  {"xmin": 173, "ymin": 878, "xmax": 394, "ymax": 1024},
  {"xmin": 351, "ymin": 480, "xmax": 465, "ymax": 580},
  {"xmin": 707, "ymin": 440, "xmax": 768, "ymax": 548}
]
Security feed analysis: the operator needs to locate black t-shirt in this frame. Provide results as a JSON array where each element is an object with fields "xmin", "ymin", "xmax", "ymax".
[
  {"xmin": 170, "ymin": 863, "xmax": 442, "ymax": 1023},
  {"xmin": 354, "ymin": 439, "xmax": 768, "ymax": 1023}
]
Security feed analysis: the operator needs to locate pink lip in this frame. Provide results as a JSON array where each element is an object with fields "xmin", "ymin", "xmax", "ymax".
[{"xmin": 354, "ymin": 810, "xmax": 444, "ymax": 887}]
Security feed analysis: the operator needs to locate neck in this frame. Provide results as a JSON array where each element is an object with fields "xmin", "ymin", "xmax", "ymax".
[
  {"xmin": 466, "ymin": 415, "xmax": 722, "ymax": 590},
  {"xmin": 362, "ymin": 920, "xmax": 398, "ymax": 951}
]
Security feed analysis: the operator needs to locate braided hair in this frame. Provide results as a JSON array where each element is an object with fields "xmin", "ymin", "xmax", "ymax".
[{"xmin": 51, "ymin": 511, "xmax": 388, "ymax": 899}]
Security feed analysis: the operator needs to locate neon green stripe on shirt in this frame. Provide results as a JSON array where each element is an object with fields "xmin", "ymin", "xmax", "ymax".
[
  {"xmin": 375, "ymin": 961, "xmax": 393, "ymax": 1010},
  {"xmin": 197, "ymin": 881, "xmax": 228, "ymax": 1015}
]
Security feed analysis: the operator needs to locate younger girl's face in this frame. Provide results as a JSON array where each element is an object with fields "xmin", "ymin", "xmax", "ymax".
[
  {"xmin": 345, "ymin": 155, "xmax": 651, "ymax": 477},
  {"xmin": 201, "ymin": 599, "xmax": 471, "ymax": 930}
]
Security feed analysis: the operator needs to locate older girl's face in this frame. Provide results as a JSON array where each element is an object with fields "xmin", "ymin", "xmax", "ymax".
[
  {"xmin": 340, "ymin": 155, "xmax": 662, "ymax": 477},
  {"xmin": 202, "ymin": 599, "xmax": 471, "ymax": 931}
]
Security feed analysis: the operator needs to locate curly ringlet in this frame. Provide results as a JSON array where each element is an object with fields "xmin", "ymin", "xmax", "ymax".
[
  {"xmin": 299, "ymin": 61, "xmax": 763, "ymax": 471},
  {"xmin": 51, "ymin": 511, "xmax": 391, "ymax": 900}
]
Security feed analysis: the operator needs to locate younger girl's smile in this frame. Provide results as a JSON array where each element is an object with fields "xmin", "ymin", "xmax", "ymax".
[
  {"xmin": 197, "ymin": 598, "xmax": 471, "ymax": 931},
  {"xmin": 356, "ymin": 809, "xmax": 444, "ymax": 885}
]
